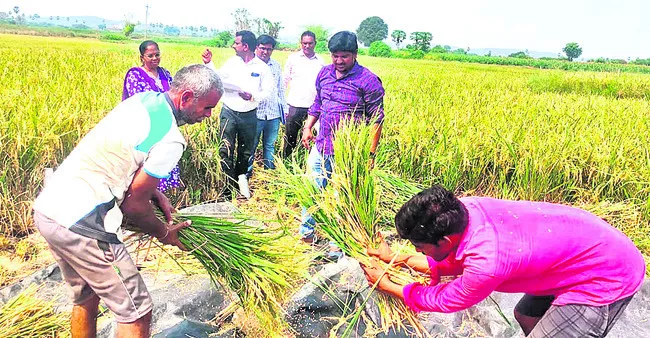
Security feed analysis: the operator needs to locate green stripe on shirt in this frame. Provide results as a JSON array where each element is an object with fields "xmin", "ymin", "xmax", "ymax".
[{"xmin": 135, "ymin": 92, "xmax": 173, "ymax": 153}]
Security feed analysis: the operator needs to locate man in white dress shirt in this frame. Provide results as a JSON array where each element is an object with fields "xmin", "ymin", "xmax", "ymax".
[{"xmin": 202, "ymin": 30, "xmax": 273, "ymax": 199}]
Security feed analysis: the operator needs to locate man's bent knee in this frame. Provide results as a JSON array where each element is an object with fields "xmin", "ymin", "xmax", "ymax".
[{"xmin": 116, "ymin": 309, "xmax": 152, "ymax": 338}]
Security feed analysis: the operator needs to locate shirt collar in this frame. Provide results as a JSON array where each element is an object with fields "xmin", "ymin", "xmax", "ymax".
[
  {"xmin": 237, "ymin": 54, "xmax": 262, "ymax": 64},
  {"xmin": 164, "ymin": 92, "xmax": 184, "ymax": 126},
  {"xmin": 328, "ymin": 61, "xmax": 361, "ymax": 79},
  {"xmin": 300, "ymin": 50, "xmax": 319, "ymax": 60},
  {"xmin": 454, "ymin": 198, "xmax": 482, "ymax": 260}
]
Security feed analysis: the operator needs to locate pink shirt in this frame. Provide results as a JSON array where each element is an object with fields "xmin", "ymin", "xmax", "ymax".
[{"xmin": 403, "ymin": 197, "xmax": 646, "ymax": 313}]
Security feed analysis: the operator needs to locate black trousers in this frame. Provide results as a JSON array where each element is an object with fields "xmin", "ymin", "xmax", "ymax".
[
  {"xmin": 219, "ymin": 105, "xmax": 257, "ymax": 191},
  {"xmin": 282, "ymin": 105, "xmax": 309, "ymax": 158}
]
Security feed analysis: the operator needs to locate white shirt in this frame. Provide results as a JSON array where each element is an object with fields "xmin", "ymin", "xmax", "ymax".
[
  {"xmin": 283, "ymin": 51, "xmax": 325, "ymax": 108},
  {"xmin": 207, "ymin": 56, "xmax": 273, "ymax": 112},
  {"xmin": 34, "ymin": 92, "xmax": 185, "ymax": 242}
]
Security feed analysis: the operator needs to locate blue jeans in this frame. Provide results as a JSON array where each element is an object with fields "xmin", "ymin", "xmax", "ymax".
[
  {"xmin": 248, "ymin": 117, "xmax": 280, "ymax": 176},
  {"xmin": 299, "ymin": 147, "xmax": 334, "ymax": 236}
]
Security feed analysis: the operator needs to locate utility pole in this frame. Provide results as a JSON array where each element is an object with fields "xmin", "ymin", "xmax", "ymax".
[{"xmin": 144, "ymin": 1, "xmax": 150, "ymax": 38}]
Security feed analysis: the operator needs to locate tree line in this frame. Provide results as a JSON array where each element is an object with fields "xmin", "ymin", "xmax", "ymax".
[{"xmin": 5, "ymin": 5, "xmax": 650, "ymax": 65}]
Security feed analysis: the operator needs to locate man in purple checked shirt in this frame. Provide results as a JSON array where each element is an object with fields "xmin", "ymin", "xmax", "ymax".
[{"xmin": 300, "ymin": 31, "xmax": 385, "ymax": 259}]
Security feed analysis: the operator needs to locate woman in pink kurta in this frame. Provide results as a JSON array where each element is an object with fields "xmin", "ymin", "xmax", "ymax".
[{"xmin": 362, "ymin": 185, "xmax": 645, "ymax": 337}]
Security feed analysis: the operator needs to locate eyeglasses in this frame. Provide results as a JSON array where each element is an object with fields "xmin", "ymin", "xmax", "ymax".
[
  {"xmin": 257, "ymin": 46, "xmax": 273, "ymax": 52},
  {"xmin": 143, "ymin": 53, "xmax": 161, "ymax": 59}
]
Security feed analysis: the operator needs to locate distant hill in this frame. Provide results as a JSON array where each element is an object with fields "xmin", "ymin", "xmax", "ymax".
[
  {"xmin": 28, "ymin": 15, "xmax": 216, "ymax": 37},
  {"xmin": 32, "ymin": 15, "xmax": 122, "ymax": 30}
]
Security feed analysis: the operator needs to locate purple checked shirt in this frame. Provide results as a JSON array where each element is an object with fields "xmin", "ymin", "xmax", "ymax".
[{"xmin": 308, "ymin": 62, "xmax": 385, "ymax": 155}]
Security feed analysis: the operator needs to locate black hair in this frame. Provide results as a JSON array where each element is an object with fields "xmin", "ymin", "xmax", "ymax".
[
  {"xmin": 236, "ymin": 30, "xmax": 257, "ymax": 51},
  {"xmin": 394, "ymin": 185, "xmax": 468, "ymax": 245},
  {"xmin": 257, "ymin": 34, "xmax": 276, "ymax": 48},
  {"xmin": 301, "ymin": 31, "xmax": 316, "ymax": 41},
  {"xmin": 139, "ymin": 40, "xmax": 159, "ymax": 56},
  {"xmin": 328, "ymin": 31, "xmax": 358, "ymax": 53}
]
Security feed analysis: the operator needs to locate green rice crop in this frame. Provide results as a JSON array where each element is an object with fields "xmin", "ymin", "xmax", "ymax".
[{"xmin": 2, "ymin": 34, "xmax": 648, "ymax": 244}]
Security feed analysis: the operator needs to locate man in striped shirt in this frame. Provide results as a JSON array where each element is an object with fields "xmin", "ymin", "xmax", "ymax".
[{"xmin": 247, "ymin": 34, "xmax": 287, "ymax": 178}]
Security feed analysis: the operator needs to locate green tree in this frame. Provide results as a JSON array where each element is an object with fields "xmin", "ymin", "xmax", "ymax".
[
  {"xmin": 563, "ymin": 42, "xmax": 583, "ymax": 61},
  {"xmin": 232, "ymin": 8, "xmax": 251, "ymax": 32},
  {"xmin": 356, "ymin": 16, "xmax": 388, "ymax": 47},
  {"xmin": 303, "ymin": 24, "xmax": 329, "ymax": 42},
  {"xmin": 391, "ymin": 30, "xmax": 406, "ymax": 50},
  {"xmin": 430, "ymin": 45, "xmax": 447, "ymax": 53},
  {"xmin": 409, "ymin": 31, "xmax": 432, "ymax": 52},
  {"xmin": 252, "ymin": 17, "xmax": 264, "ymax": 36},
  {"xmin": 508, "ymin": 51, "xmax": 531, "ymax": 59},
  {"xmin": 163, "ymin": 25, "xmax": 180, "ymax": 36},
  {"xmin": 265, "ymin": 20, "xmax": 283, "ymax": 39},
  {"xmin": 254, "ymin": 18, "xmax": 283, "ymax": 39},
  {"xmin": 123, "ymin": 22, "xmax": 135, "ymax": 37},
  {"xmin": 215, "ymin": 30, "xmax": 233, "ymax": 47},
  {"xmin": 368, "ymin": 41, "xmax": 392, "ymax": 58}
]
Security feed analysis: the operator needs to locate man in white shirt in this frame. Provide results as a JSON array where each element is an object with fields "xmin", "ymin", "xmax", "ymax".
[
  {"xmin": 202, "ymin": 30, "xmax": 273, "ymax": 199},
  {"xmin": 282, "ymin": 31, "xmax": 325, "ymax": 158},
  {"xmin": 33, "ymin": 64, "xmax": 223, "ymax": 338}
]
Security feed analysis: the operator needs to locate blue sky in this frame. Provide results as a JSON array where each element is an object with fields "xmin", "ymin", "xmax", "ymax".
[{"xmin": 13, "ymin": 0, "xmax": 650, "ymax": 60}]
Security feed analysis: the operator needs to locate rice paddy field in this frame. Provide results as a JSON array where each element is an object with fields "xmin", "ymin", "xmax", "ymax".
[{"xmin": 0, "ymin": 33, "xmax": 649, "ymax": 334}]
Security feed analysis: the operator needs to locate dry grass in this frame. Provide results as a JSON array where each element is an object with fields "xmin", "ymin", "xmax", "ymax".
[
  {"xmin": 0, "ymin": 234, "xmax": 54, "ymax": 288},
  {"xmin": 0, "ymin": 284, "xmax": 69, "ymax": 337}
]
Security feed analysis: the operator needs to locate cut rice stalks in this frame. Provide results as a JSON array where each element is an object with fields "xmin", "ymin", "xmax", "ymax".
[
  {"xmin": 125, "ymin": 210, "xmax": 311, "ymax": 336},
  {"xmin": 0, "ymin": 284, "xmax": 69, "ymax": 338},
  {"xmin": 265, "ymin": 119, "xmax": 430, "ymax": 336},
  {"xmin": 173, "ymin": 214, "xmax": 311, "ymax": 336}
]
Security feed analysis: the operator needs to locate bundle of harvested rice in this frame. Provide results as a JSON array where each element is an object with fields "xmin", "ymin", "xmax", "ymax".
[
  {"xmin": 263, "ymin": 120, "xmax": 429, "ymax": 336},
  {"xmin": 132, "ymin": 213, "xmax": 311, "ymax": 336},
  {"xmin": 0, "ymin": 284, "xmax": 69, "ymax": 338}
]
